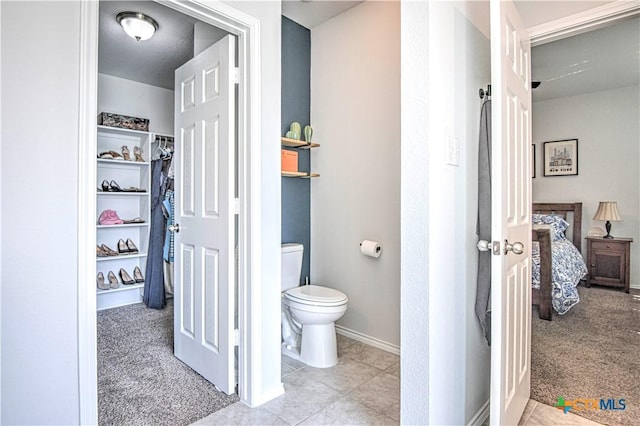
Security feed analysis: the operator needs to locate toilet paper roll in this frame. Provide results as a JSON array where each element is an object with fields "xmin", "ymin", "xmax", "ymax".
[{"xmin": 360, "ymin": 240, "xmax": 382, "ymax": 258}]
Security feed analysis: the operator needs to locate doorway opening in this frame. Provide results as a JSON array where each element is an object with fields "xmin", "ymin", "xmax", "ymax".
[{"xmin": 78, "ymin": 0, "xmax": 262, "ymax": 423}]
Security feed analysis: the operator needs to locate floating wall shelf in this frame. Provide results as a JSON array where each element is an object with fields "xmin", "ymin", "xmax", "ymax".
[
  {"xmin": 281, "ymin": 137, "xmax": 320, "ymax": 149},
  {"xmin": 281, "ymin": 137, "xmax": 320, "ymax": 178},
  {"xmin": 281, "ymin": 171, "xmax": 320, "ymax": 178}
]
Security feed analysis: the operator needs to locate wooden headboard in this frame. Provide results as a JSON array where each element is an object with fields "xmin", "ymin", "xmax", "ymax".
[{"xmin": 532, "ymin": 202, "xmax": 582, "ymax": 252}]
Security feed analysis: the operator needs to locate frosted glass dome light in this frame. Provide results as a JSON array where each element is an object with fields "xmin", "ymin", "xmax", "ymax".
[{"xmin": 117, "ymin": 12, "xmax": 158, "ymax": 42}]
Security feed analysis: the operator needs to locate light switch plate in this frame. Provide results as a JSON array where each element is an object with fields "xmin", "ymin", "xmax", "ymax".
[{"xmin": 447, "ymin": 136, "xmax": 460, "ymax": 166}]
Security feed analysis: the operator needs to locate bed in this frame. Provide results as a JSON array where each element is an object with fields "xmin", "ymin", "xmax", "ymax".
[{"xmin": 531, "ymin": 202, "xmax": 588, "ymax": 320}]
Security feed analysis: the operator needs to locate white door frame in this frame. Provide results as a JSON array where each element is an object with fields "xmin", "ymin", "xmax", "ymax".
[
  {"xmin": 529, "ymin": 1, "xmax": 639, "ymax": 46},
  {"xmin": 77, "ymin": 1, "xmax": 263, "ymax": 423}
]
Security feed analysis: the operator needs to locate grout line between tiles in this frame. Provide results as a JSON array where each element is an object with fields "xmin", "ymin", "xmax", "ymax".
[{"xmin": 520, "ymin": 400, "xmax": 538, "ymax": 425}]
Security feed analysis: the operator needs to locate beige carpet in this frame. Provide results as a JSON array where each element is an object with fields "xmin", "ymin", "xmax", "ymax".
[
  {"xmin": 98, "ymin": 300, "xmax": 239, "ymax": 425},
  {"xmin": 531, "ymin": 286, "xmax": 640, "ymax": 425}
]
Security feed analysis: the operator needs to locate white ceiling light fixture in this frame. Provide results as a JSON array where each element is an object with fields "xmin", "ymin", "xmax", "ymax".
[{"xmin": 116, "ymin": 12, "xmax": 159, "ymax": 42}]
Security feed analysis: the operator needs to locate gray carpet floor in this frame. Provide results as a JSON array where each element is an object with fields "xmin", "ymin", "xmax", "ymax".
[
  {"xmin": 98, "ymin": 300, "xmax": 239, "ymax": 426},
  {"xmin": 532, "ymin": 286, "xmax": 640, "ymax": 425}
]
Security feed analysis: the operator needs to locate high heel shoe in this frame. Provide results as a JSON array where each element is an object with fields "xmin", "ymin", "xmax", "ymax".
[
  {"xmin": 97, "ymin": 272, "xmax": 110, "ymax": 290},
  {"xmin": 121, "ymin": 145, "xmax": 131, "ymax": 161},
  {"xmin": 101, "ymin": 179, "xmax": 110, "ymax": 192},
  {"xmin": 117, "ymin": 239, "xmax": 129, "ymax": 254},
  {"xmin": 109, "ymin": 180, "xmax": 123, "ymax": 192},
  {"xmin": 96, "ymin": 245, "xmax": 108, "ymax": 257},
  {"xmin": 119, "ymin": 268, "xmax": 135, "ymax": 285},
  {"xmin": 126, "ymin": 238, "xmax": 139, "ymax": 254},
  {"xmin": 133, "ymin": 266, "xmax": 145, "ymax": 283},
  {"xmin": 133, "ymin": 146, "xmax": 145, "ymax": 162},
  {"xmin": 101, "ymin": 244, "xmax": 119, "ymax": 256},
  {"xmin": 107, "ymin": 271, "xmax": 120, "ymax": 289}
]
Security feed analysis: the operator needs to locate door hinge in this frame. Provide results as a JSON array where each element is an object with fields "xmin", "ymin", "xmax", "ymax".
[
  {"xmin": 234, "ymin": 67, "xmax": 240, "ymax": 85},
  {"xmin": 234, "ymin": 328, "xmax": 240, "ymax": 346},
  {"xmin": 234, "ymin": 198, "xmax": 240, "ymax": 215}
]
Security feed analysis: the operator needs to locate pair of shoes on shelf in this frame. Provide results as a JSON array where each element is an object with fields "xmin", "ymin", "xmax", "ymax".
[
  {"xmin": 117, "ymin": 238, "xmax": 139, "ymax": 254},
  {"xmin": 96, "ymin": 272, "xmax": 110, "ymax": 290},
  {"xmin": 96, "ymin": 271, "xmax": 120, "ymax": 290},
  {"xmin": 123, "ymin": 217, "xmax": 145, "ymax": 224},
  {"xmin": 124, "ymin": 186, "xmax": 146, "ymax": 193},
  {"xmin": 120, "ymin": 266, "xmax": 144, "ymax": 285},
  {"xmin": 101, "ymin": 179, "xmax": 123, "ymax": 192},
  {"xmin": 97, "ymin": 244, "xmax": 118, "ymax": 257},
  {"xmin": 98, "ymin": 151, "xmax": 123, "ymax": 160},
  {"xmin": 133, "ymin": 146, "xmax": 145, "ymax": 162}
]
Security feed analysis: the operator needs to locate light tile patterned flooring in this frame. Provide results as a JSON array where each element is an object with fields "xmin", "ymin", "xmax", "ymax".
[
  {"xmin": 518, "ymin": 400, "xmax": 602, "ymax": 426},
  {"xmin": 194, "ymin": 335, "xmax": 602, "ymax": 426},
  {"xmin": 194, "ymin": 335, "xmax": 400, "ymax": 425}
]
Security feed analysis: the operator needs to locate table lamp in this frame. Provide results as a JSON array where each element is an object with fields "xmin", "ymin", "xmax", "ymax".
[{"xmin": 593, "ymin": 201, "xmax": 622, "ymax": 239}]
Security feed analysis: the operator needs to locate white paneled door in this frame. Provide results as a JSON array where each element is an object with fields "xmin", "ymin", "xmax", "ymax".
[
  {"xmin": 490, "ymin": 0, "xmax": 532, "ymax": 424},
  {"xmin": 173, "ymin": 35, "xmax": 236, "ymax": 394}
]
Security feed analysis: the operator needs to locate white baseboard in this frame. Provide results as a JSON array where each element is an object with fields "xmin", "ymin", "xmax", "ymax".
[
  {"xmin": 335, "ymin": 325, "xmax": 400, "ymax": 355},
  {"xmin": 467, "ymin": 399, "xmax": 490, "ymax": 426}
]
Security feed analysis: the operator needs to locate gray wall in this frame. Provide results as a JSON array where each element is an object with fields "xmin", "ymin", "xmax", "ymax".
[
  {"xmin": 281, "ymin": 16, "xmax": 311, "ymax": 285},
  {"xmin": 310, "ymin": 1, "xmax": 400, "ymax": 348}
]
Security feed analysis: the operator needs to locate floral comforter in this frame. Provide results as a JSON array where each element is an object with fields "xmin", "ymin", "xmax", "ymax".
[{"xmin": 532, "ymin": 239, "xmax": 588, "ymax": 315}]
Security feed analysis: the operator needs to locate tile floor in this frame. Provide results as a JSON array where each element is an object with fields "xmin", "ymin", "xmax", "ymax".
[
  {"xmin": 518, "ymin": 400, "xmax": 602, "ymax": 425},
  {"xmin": 194, "ymin": 335, "xmax": 603, "ymax": 426},
  {"xmin": 194, "ymin": 335, "xmax": 400, "ymax": 425}
]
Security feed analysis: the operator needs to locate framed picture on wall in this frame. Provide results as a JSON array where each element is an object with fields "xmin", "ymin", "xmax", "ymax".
[
  {"xmin": 543, "ymin": 139, "xmax": 578, "ymax": 177},
  {"xmin": 532, "ymin": 144, "xmax": 536, "ymax": 178}
]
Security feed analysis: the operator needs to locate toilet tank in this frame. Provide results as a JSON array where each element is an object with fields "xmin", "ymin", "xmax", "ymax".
[{"xmin": 281, "ymin": 243, "xmax": 304, "ymax": 291}]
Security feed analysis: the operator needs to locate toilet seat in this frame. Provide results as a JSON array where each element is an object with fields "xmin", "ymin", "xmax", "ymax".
[{"xmin": 284, "ymin": 285, "xmax": 348, "ymax": 307}]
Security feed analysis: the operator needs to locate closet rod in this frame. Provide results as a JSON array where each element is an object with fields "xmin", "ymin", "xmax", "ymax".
[{"xmin": 479, "ymin": 84, "xmax": 491, "ymax": 100}]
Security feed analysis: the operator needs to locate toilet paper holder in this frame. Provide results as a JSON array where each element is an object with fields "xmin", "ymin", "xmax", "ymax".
[
  {"xmin": 360, "ymin": 240, "xmax": 382, "ymax": 258},
  {"xmin": 359, "ymin": 242, "xmax": 381, "ymax": 253}
]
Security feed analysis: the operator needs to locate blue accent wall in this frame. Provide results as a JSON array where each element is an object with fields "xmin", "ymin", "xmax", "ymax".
[{"xmin": 281, "ymin": 17, "xmax": 311, "ymax": 285}]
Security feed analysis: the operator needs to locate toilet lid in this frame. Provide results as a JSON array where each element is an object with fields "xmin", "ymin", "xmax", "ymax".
[{"xmin": 284, "ymin": 285, "xmax": 348, "ymax": 306}]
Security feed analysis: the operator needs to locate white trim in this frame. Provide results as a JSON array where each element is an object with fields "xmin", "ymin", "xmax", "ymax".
[
  {"xmin": 78, "ymin": 0, "xmax": 264, "ymax": 419},
  {"xmin": 529, "ymin": 1, "xmax": 640, "ymax": 46},
  {"xmin": 467, "ymin": 399, "xmax": 490, "ymax": 426},
  {"xmin": 0, "ymin": 3, "xmax": 3, "ymax": 421},
  {"xmin": 335, "ymin": 325, "xmax": 400, "ymax": 356},
  {"xmin": 77, "ymin": 1, "xmax": 99, "ymax": 424}
]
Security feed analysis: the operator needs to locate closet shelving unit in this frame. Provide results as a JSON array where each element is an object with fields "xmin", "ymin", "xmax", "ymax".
[
  {"xmin": 96, "ymin": 125, "xmax": 151, "ymax": 310},
  {"xmin": 281, "ymin": 137, "xmax": 320, "ymax": 178}
]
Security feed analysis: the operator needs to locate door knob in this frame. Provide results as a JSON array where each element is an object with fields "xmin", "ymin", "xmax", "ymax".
[
  {"xmin": 168, "ymin": 223, "xmax": 180, "ymax": 233},
  {"xmin": 504, "ymin": 240, "xmax": 524, "ymax": 255},
  {"xmin": 477, "ymin": 240, "xmax": 491, "ymax": 252}
]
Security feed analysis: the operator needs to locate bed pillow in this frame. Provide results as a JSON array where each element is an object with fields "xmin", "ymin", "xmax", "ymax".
[{"xmin": 532, "ymin": 214, "xmax": 569, "ymax": 241}]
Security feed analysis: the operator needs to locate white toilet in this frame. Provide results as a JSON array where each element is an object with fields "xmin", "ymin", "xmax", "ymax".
[{"xmin": 281, "ymin": 243, "xmax": 348, "ymax": 368}]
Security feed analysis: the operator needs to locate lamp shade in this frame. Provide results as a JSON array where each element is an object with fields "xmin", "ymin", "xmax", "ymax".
[
  {"xmin": 593, "ymin": 201, "xmax": 622, "ymax": 222},
  {"xmin": 117, "ymin": 12, "xmax": 158, "ymax": 41}
]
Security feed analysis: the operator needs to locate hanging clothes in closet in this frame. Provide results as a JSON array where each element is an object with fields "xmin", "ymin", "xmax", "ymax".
[
  {"xmin": 144, "ymin": 157, "xmax": 166, "ymax": 309},
  {"xmin": 162, "ymin": 145, "xmax": 175, "ymax": 298},
  {"xmin": 143, "ymin": 136, "xmax": 174, "ymax": 309}
]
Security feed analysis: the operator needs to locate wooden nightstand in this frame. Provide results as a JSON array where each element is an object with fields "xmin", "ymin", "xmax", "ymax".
[{"xmin": 586, "ymin": 237, "xmax": 633, "ymax": 293}]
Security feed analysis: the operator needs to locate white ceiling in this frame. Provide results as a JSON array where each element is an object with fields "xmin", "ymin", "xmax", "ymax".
[
  {"xmin": 281, "ymin": 0, "xmax": 364, "ymax": 29},
  {"xmin": 531, "ymin": 16, "xmax": 640, "ymax": 102},
  {"xmin": 515, "ymin": 0, "xmax": 614, "ymax": 28},
  {"xmin": 99, "ymin": 0, "xmax": 638, "ymax": 103}
]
